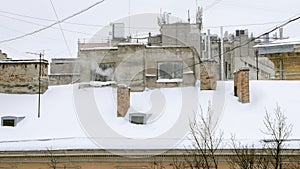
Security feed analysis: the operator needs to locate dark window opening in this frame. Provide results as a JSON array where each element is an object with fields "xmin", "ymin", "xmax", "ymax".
[
  {"xmin": 158, "ymin": 62, "xmax": 183, "ymax": 79},
  {"xmin": 130, "ymin": 115, "xmax": 145, "ymax": 125},
  {"xmin": 94, "ymin": 63, "xmax": 115, "ymax": 81},
  {"xmin": 3, "ymin": 119, "xmax": 15, "ymax": 127}
]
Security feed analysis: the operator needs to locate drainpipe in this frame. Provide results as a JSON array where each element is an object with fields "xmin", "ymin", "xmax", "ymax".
[
  {"xmin": 279, "ymin": 59, "xmax": 283, "ymax": 80},
  {"xmin": 207, "ymin": 29, "xmax": 211, "ymax": 59}
]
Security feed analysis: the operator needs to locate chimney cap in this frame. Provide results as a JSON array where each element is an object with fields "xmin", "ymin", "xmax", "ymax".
[
  {"xmin": 201, "ymin": 58, "xmax": 216, "ymax": 62},
  {"xmin": 117, "ymin": 84, "xmax": 130, "ymax": 88},
  {"xmin": 239, "ymin": 67, "xmax": 250, "ymax": 71}
]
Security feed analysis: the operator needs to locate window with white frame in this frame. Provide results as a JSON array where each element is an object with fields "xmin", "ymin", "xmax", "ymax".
[
  {"xmin": 94, "ymin": 63, "xmax": 115, "ymax": 81},
  {"xmin": 157, "ymin": 61, "xmax": 183, "ymax": 80}
]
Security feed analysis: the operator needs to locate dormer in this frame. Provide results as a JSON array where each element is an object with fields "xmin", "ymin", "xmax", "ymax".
[
  {"xmin": 1, "ymin": 116, "xmax": 25, "ymax": 127},
  {"xmin": 129, "ymin": 113, "xmax": 147, "ymax": 125}
]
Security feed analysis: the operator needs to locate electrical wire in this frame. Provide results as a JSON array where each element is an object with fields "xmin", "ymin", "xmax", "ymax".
[
  {"xmin": 0, "ymin": 0, "xmax": 106, "ymax": 43},
  {"xmin": 182, "ymin": 13, "xmax": 300, "ymax": 71},
  {"xmin": 0, "ymin": 14, "xmax": 91, "ymax": 35},
  {"xmin": 0, "ymin": 8, "xmax": 285, "ymax": 30},
  {"xmin": 0, "ymin": 9, "xmax": 106, "ymax": 28},
  {"xmin": 49, "ymin": 0, "xmax": 72, "ymax": 57}
]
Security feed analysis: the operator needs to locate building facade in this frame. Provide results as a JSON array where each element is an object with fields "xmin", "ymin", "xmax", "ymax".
[
  {"xmin": 0, "ymin": 58, "xmax": 48, "ymax": 94},
  {"xmin": 49, "ymin": 58, "xmax": 80, "ymax": 85},
  {"xmin": 255, "ymin": 38, "xmax": 300, "ymax": 80},
  {"xmin": 79, "ymin": 43, "xmax": 202, "ymax": 92},
  {"xmin": 201, "ymin": 29, "xmax": 274, "ymax": 80}
]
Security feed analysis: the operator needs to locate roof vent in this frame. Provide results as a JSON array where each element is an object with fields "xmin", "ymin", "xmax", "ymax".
[
  {"xmin": 1, "ymin": 116, "xmax": 25, "ymax": 127},
  {"xmin": 129, "ymin": 113, "xmax": 147, "ymax": 125}
]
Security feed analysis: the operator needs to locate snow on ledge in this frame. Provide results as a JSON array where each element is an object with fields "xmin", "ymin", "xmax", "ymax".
[
  {"xmin": 78, "ymin": 81, "xmax": 117, "ymax": 88},
  {"xmin": 183, "ymin": 71, "xmax": 194, "ymax": 74},
  {"xmin": 145, "ymin": 74, "xmax": 156, "ymax": 77},
  {"xmin": 156, "ymin": 79, "xmax": 183, "ymax": 83}
]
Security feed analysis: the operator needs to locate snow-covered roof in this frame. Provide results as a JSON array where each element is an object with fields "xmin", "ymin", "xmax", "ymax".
[
  {"xmin": 80, "ymin": 47, "xmax": 118, "ymax": 51},
  {"xmin": 254, "ymin": 38, "xmax": 300, "ymax": 48},
  {"xmin": 0, "ymin": 81, "xmax": 299, "ymax": 151},
  {"xmin": 0, "ymin": 59, "xmax": 48, "ymax": 64}
]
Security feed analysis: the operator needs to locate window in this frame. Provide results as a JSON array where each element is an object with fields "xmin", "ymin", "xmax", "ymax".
[
  {"xmin": 129, "ymin": 113, "xmax": 146, "ymax": 125},
  {"xmin": 2, "ymin": 119, "xmax": 15, "ymax": 127},
  {"xmin": 94, "ymin": 63, "xmax": 115, "ymax": 81},
  {"xmin": 1, "ymin": 116, "xmax": 25, "ymax": 127},
  {"xmin": 158, "ymin": 62, "xmax": 183, "ymax": 80}
]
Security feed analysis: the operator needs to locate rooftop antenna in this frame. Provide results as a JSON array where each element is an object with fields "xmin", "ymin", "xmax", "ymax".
[
  {"xmin": 128, "ymin": 0, "xmax": 131, "ymax": 36},
  {"xmin": 26, "ymin": 51, "xmax": 45, "ymax": 118},
  {"xmin": 196, "ymin": 6, "xmax": 203, "ymax": 29}
]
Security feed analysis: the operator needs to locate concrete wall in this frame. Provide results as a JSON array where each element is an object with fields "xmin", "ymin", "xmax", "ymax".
[
  {"xmin": 0, "ymin": 60, "xmax": 48, "ymax": 94},
  {"xmin": 161, "ymin": 23, "xmax": 201, "ymax": 56},
  {"xmin": 49, "ymin": 58, "xmax": 80, "ymax": 85},
  {"xmin": 78, "ymin": 44, "xmax": 200, "ymax": 91},
  {"xmin": 202, "ymin": 32, "xmax": 274, "ymax": 80}
]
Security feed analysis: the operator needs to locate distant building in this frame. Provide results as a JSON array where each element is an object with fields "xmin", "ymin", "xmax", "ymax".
[
  {"xmin": 255, "ymin": 38, "xmax": 300, "ymax": 80},
  {"xmin": 0, "ymin": 59, "xmax": 48, "ymax": 94},
  {"xmin": 201, "ymin": 29, "xmax": 274, "ymax": 80},
  {"xmin": 78, "ymin": 43, "xmax": 205, "ymax": 92},
  {"xmin": 49, "ymin": 58, "xmax": 80, "ymax": 85},
  {"xmin": 160, "ymin": 23, "xmax": 202, "ymax": 55}
]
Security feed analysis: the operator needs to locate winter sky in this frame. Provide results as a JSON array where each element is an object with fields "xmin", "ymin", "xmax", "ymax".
[{"xmin": 0, "ymin": 0, "xmax": 299, "ymax": 59}]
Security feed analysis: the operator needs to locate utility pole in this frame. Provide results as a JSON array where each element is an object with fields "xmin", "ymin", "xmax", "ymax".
[
  {"xmin": 38, "ymin": 53, "xmax": 42, "ymax": 118},
  {"xmin": 26, "ymin": 52, "xmax": 44, "ymax": 118},
  {"xmin": 218, "ymin": 38, "xmax": 222, "ymax": 80},
  {"xmin": 220, "ymin": 26, "xmax": 224, "ymax": 80},
  {"xmin": 256, "ymin": 50, "xmax": 259, "ymax": 80}
]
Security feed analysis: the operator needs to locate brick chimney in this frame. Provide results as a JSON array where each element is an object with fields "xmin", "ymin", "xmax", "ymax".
[
  {"xmin": 117, "ymin": 85, "xmax": 130, "ymax": 117},
  {"xmin": 233, "ymin": 71, "xmax": 238, "ymax": 96},
  {"xmin": 235, "ymin": 68, "xmax": 250, "ymax": 103},
  {"xmin": 200, "ymin": 59, "xmax": 216, "ymax": 90}
]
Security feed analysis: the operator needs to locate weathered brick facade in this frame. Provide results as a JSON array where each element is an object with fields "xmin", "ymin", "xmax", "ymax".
[
  {"xmin": 200, "ymin": 59, "xmax": 216, "ymax": 90},
  {"xmin": 234, "ymin": 68, "xmax": 250, "ymax": 103},
  {"xmin": 0, "ymin": 60, "xmax": 48, "ymax": 94},
  {"xmin": 117, "ymin": 85, "xmax": 130, "ymax": 117}
]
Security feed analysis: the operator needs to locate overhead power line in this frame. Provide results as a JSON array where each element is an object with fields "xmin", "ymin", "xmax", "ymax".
[
  {"xmin": 182, "ymin": 13, "xmax": 300, "ymax": 71},
  {"xmin": 0, "ymin": 13, "xmax": 91, "ymax": 35},
  {"xmin": 0, "ymin": 9, "xmax": 105, "ymax": 28},
  {"xmin": 49, "ymin": 0, "xmax": 72, "ymax": 57},
  {"xmin": 0, "ymin": 0, "xmax": 106, "ymax": 43},
  {"xmin": 0, "ymin": 8, "xmax": 287, "ymax": 30}
]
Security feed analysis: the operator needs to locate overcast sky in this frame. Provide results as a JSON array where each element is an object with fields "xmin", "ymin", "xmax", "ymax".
[{"xmin": 0, "ymin": 0, "xmax": 299, "ymax": 59}]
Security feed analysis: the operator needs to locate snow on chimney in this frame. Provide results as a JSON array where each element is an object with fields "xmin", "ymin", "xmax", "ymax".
[
  {"xmin": 117, "ymin": 85, "xmax": 130, "ymax": 117},
  {"xmin": 200, "ymin": 59, "xmax": 216, "ymax": 90},
  {"xmin": 234, "ymin": 68, "xmax": 250, "ymax": 103}
]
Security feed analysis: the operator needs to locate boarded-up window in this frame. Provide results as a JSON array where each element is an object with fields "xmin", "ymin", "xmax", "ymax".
[
  {"xmin": 94, "ymin": 63, "xmax": 115, "ymax": 81},
  {"xmin": 158, "ymin": 62, "xmax": 183, "ymax": 79}
]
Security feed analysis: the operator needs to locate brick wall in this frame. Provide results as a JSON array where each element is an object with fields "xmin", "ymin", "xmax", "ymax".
[
  {"xmin": 200, "ymin": 59, "xmax": 216, "ymax": 90},
  {"xmin": 0, "ymin": 60, "xmax": 48, "ymax": 94},
  {"xmin": 234, "ymin": 68, "xmax": 250, "ymax": 103},
  {"xmin": 117, "ymin": 85, "xmax": 130, "ymax": 117}
]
